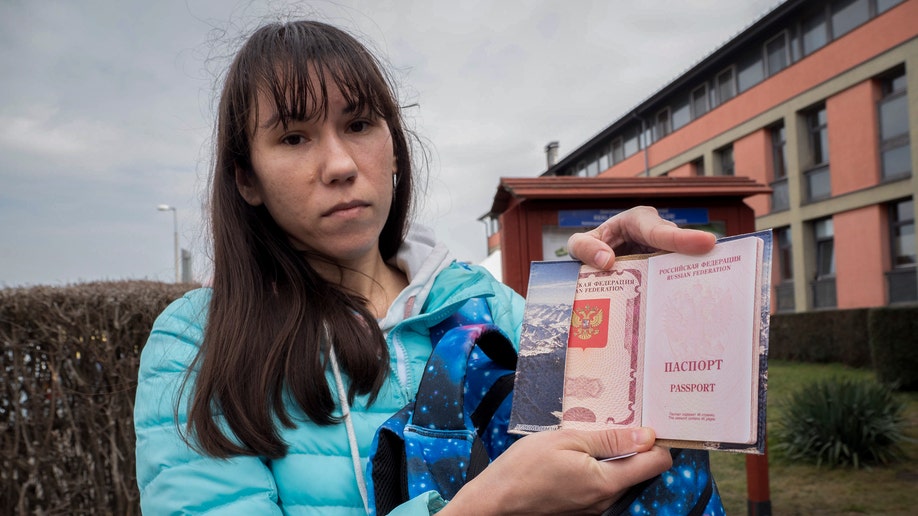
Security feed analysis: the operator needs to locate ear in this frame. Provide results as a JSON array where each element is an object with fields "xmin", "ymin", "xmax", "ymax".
[{"xmin": 235, "ymin": 166, "xmax": 264, "ymax": 206}]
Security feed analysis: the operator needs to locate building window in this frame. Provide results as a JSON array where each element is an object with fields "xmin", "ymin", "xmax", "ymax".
[
  {"xmin": 775, "ymin": 226, "xmax": 795, "ymax": 312},
  {"xmin": 878, "ymin": 0, "xmax": 905, "ymax": 14},
  {"xmin": 878, "ymin": 69, "xmax": 911, "ymax": 180},
  {"xmin": 804, "ymin": 105, "xmax": 831, "ymax": 201},
  {"xmin": 890, "ymin": 198, "xmax": 915, "ymax": 267},
  {"xmin": 714, "ymin": 67, "xmax": 736, "ymax": 106},
  {"xmin": 771, "ymin": 124, "xmax": 789, "ymax": 212},
  {"xmin": 611, "ymin": 138, "xmax": 624, "ymax": 164},
  {"xmin": 831, "ymin": 0, "xmax": 870, "ymax": 39},
  {"xmin": 691, "ymin": 157, "xmax": 705, "ymax": 177},
  {"xmin": 622, "ymin": 124, "xmax": 642, "ymax": 158},
  {"xmin": 585, "ymin": 157, "xmax": 599, "ymax": 177},
  {"xmin": 654, "ymin": 108, "xmax": 671, "ymax": 141},
  {"xmin": 765, "ymin": 32, "xmax": 789, "ymax": 76},
  {"xmin": 716, "ymin": 145, "xmax": 735, "ymax": 176},
  {"xmin": 815, "ymin": 218, "xmax": 836, "ymax": 276},
  {"xmin": 672, "ymin": 96, "xmax": 691, "ymax": 131},
  {"xmin": 737, "ymin": 48, "xmax": 764, "ymax": 93},
  {"xmin": 888, "ymin": 198, "xmax": 916, "ymax": 303},
  {"xmin": 801, "ymin": 8, "xmax": 829, "ymax": 55},
  {"xmin": 771, "ymin": 124, "xmax": 788, "ymax": 180},
  {"xmin": 599, "ymin": 148, "xmax": 610, "ymax": 172},
  {"xmin": 641, "ymin": 125, "xmax": 652, "ymax": 151},
  {"xmin": 799, "ymin": 1, "xmax": 898, "ymax": 58},
  {"xmin": 789, "ymin": 26, "xmax": 802, "ymax": 63},
  {"xmin": 691, "ymin": 85, "xmax": 708, "ymax": 119},
  {"xmin": 808, "ymin": 105, "xmax": 830, "ymax": 166},
  {"xmin": 482, "ymin": 215, "xmax": 500, "ymax": 238},
  {"xmin": 811, "ymin": 218, "xmax": 837, "ymax": 308}
]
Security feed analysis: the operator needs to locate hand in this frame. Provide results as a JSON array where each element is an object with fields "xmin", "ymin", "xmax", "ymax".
[
  {"xmin": 567, "ymin": 206, "xmax": 716, "ymax": 270},
  {"xmin": 442, "ymin": 427, "xmax": 672, "ymax": 515}
]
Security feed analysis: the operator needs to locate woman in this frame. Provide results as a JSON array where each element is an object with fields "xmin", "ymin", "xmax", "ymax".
[{"xmin": 134, "ymin": 20, "xmax": 716, "ymax": 515}]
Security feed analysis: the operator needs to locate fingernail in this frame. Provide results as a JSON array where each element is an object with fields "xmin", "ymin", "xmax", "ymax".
[
  {"xmin": 594, "ymin": 250, "xmax": 612, "ymax": 268},
  {"xmin": 632, "ymin": 427, "xmax": 653, "ymax": 445}
]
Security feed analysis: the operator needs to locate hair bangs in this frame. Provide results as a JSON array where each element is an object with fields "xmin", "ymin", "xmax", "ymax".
[{"xmin": 252, "ymin": 28, "xmax": 395, "ymax": 133}]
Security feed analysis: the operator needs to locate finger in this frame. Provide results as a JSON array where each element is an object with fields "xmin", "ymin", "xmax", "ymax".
[
  {"xmin": 577, "ymin": 427, "xmax": 658, "ymax": 460},
  {"xmin": 637, "ymin": 221, "xmax": 716, "ymax": 255},
  {"xmin": 620, "ymin": 207, "xmax": 715, "ymax": 255},
  {"xmin": 568, "ymin": 207, "xmax": 717, "ymax": 269},
  {"xmin": 567, "ymin": 231, "xmax": 615, "ymax": 269}
]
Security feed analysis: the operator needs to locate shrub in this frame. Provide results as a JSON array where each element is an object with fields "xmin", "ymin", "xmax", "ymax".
[{"xmin": 773, "ymin": 377, "xmax": 909, "ymax": 468}]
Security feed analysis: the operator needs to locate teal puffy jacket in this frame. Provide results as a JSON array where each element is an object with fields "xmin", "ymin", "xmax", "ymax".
[{"xmin": 134, "ymin": 261, "xmax": 524, "ymax": 515}]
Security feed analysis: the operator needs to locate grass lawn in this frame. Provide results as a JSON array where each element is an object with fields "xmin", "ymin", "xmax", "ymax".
[{"xmin": 710, "ymin": 360, "xmax": 918, "ymax": 515}]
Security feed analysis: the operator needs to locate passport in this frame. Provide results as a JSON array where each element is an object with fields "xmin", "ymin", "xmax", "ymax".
[{"xmin": 508, "ymin": 230, "xmax": 772, "ymax": 454}]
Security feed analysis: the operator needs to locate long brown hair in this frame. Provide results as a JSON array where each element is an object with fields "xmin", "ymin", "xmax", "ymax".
[{"xmin": 186, "ymin": 21, "xmax": 415, "ymax": 458}]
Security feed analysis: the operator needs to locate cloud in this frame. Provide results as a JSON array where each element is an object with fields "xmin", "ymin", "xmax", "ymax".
[{"xmin": 0, "ymin": 106, "xmax": 97, "ymax": 158}]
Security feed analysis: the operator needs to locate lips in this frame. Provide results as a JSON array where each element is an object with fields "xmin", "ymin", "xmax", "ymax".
[{"xmin": 322, "ymin": 200, "xmax": 370, "ymax": 217}]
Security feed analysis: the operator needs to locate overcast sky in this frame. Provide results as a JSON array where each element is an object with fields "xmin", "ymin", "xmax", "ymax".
[{"xmin": 0, "ymin": 0, "xmax": 779, "ymax": 287}]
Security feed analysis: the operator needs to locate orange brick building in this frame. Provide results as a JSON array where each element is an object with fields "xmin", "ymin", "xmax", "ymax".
[{"xmin": 487, "ymin": 0, "xmax": 916, "ymax": 312}]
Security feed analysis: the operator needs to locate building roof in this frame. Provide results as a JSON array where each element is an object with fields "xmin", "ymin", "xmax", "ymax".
[{"xmin": 488, "ymin": 175, "xmax": 771, "ymax": 217}]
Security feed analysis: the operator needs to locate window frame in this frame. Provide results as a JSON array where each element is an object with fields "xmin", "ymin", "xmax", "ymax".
[
  {"xmin": 877, "ymin": 68, "xmax": 911, "ymax": 180},
  {"xmin": 814, "ymin": 217, "xmax": 836, "ymax": 278},
  {"xmin": 691, "ymin": 157, "xmax": 705, "ymax": 177},
  {"xmin": 830, "ymin": 0, "xmax": 871, "ymax": 40},
  {"xmin": 717, "ymin": 145, "xmax": 735, "ymax": 177},
  {"xmin": 654, "ymin": 107, "xmax": 672, "ymax": 141},
  {"xmin": 671, "ymin": 95, "xmax": 691, "ymax": 131},
  {"xmin": 714, "ymin": 66, "xmax": 737, "ymax": 107},
  {"xmin": 691, "ymin": 84, "xmax": 709, "ymax": 119},
  {"xmin": 611, "ymin": 137, "xmax": 625, "ymax": 164},
  {"xmin": 889, "ymin": 198, "xmax": 916, "ymax": 267},
  {"xmin": 801, "ymin": 6, "xmax": 829, "ymax": 56},
  {"xmin": 764, "ymin": 30, "xmax": 790, "ymax": 77}
]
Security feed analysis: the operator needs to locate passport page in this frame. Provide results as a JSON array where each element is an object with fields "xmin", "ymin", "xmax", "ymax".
[
  {"xmin": 561, "ymin": 259, "xmax": 647, "ymax": 431},
  {"xmin": 640, "ymin": 235, "xmax": 763, "ymax": 444}
]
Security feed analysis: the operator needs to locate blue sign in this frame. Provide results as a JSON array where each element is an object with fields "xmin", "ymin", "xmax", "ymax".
[{"xmin": 558, "ymin": 208, "xmax": 709, "ymax": 228}]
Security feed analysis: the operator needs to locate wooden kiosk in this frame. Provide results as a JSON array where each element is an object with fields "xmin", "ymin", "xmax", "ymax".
[{"xmin": 487, "ymin": 175, "xmax": 773, "ymax": 515}]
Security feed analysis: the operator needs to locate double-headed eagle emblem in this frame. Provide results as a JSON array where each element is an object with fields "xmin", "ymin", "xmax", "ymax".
[{"xmin": 571, "ymin": 305, "xmax": 603, "ymax": 340}]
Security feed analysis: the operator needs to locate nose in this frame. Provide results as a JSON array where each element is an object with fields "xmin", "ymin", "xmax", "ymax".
[{"xmin": 319, "ymin": 133, "xmax": 358, "ymax": 185}]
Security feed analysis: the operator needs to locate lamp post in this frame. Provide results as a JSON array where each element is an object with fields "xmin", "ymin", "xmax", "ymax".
[{"xmin": 157, "ymin": 204, "xmax": 179, "ymax": 283}]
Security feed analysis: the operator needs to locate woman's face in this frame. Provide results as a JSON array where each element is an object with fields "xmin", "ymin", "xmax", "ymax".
[{"xmin": 237, "ymin": 80, "xmax": 397, "ymax": 268}]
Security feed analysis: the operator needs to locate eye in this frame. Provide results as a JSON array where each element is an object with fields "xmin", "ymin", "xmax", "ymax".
[
  {"xmin": 348, "ymin": 120, "xmax": 371, "ymax": 133},
  {"xmin": 281, "ymin": 134, "xmax": 307, "ymax": 146}
]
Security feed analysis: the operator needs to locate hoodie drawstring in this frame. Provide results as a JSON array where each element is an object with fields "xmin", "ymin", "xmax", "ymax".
[{"xmin": 326, "ymin": 324, "xmax": 371, "ymax": 515}]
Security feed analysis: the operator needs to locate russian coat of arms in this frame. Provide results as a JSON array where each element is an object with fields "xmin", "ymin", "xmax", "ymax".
[{"xmin": 571, "ymin": 304, "xmax": 604, "ymax": 340}]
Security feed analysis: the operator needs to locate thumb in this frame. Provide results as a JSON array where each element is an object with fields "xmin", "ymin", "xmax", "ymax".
[{"xmin": 589, "ymin": 427, "xmax": 657, "ymax": 460}]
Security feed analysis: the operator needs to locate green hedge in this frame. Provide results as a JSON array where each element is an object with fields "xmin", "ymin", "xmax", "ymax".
[
  {"xmin": 768, "ymin": 304, "xmax": 918, "ymax": 391},
  {"xmin": 869, "ymin": 305, "xmax": 918, "ymax": 391},
  {"xmin": 769, "ymin": 308, "xmax": 872, "ymax": 367}
]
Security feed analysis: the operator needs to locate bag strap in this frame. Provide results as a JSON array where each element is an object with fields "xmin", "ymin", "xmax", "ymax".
[
  {"xmin": 413, "ymin": 297, "xmax": 513, "ymax": 431},
  {"xmin": 429, "ymin": 296, "xmax": 494, "ymax": 344},
  {"xmin": 411, "ymin": 324, "xmax": 516, "ymax": 431}
]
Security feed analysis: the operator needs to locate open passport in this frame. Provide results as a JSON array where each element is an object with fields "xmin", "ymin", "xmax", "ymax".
[{"xmin": 508, "ymin": 230, "xmax": 772, "ymax": 454}]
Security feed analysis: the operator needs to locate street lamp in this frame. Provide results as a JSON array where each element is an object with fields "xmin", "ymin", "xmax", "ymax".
[{"xmin": 157, "ymin": 204, "xmax": 179, "ymax": 283}]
